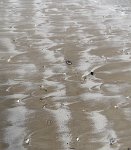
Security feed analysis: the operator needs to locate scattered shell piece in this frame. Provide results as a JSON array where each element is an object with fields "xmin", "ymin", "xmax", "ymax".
[
  {"xmin": 114, "ymin": 105, "xmax": 119, "ymax": 109},
  {"xmin": 63, "ymin": 73, "xmax": 69, "ymax": 80},
  {"xmin": 6, "ymin": 87, "xmax": 11, "ymax": 92},
  {"xmin": 82, "ymin": 109, "xmax": 86, "ymax": 112},
  {"xmin": 42, "ymin": 105, "xmax": 46, "ymax": 108},
  {"xmin": 17, "ymin": 99, "xmax": 20, "ymax": 103},
  {"xmin": 24, "ymin": 138, "xmax": 30, "ymax": 144},
  {"xmin": 126, "ymin": 96, "xmax": 130, "ymax": 99},
  {"xmin": 66, "ymin": 60, "xmax": 72, "ymax": 65},
  {"xmin": 40, "ymin": 85, "xmax": 47, "ymax": 92},
  {"xmin": 40, "ymin": 85, "xmax": 44, "ymax": 89},
  {"xmin": 83, "ymin": 76, "xmax": 87, "ymax": 81},
  {"xmin": 110, "ymin": 138, "xmax": 117, "ymax": 145},
  {"xmin": 40, "ymin": 97, "xmax": 44, "ymax": 101},
  {"xmin": 7, "ymin": 56, "xmax": 12, "ymax": 62},
  {"xmin": 76, "ymin": 137, "xmax": 79, "ymax": 141},
  {"xmin": 46, "ymin": 120, "xmax": 53, "ymax": 126}
]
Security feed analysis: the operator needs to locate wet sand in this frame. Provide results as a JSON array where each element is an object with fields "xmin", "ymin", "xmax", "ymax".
[{"xmin": 0, "ymin": 0, "xmax": 131, "ymax": 150}]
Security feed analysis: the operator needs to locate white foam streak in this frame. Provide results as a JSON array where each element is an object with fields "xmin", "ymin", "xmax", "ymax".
[
  {"xmin": 46, "ymin": 106, "xmax": 72, "ymax": 150},
  {"xmin": 89, "ymin": 111, "xmax": 120, "ymax": 150}
]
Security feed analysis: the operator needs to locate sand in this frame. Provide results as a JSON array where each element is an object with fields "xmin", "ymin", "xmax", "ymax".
[{"xmin": 0, "ymin": 0, "xmax": 131, "ymax": 150}]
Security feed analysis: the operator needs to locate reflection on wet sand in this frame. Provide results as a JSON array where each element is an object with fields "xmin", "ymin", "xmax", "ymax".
[{"xmin": 0, "ymin": 0, "xmax": 131, "ymax": 150}]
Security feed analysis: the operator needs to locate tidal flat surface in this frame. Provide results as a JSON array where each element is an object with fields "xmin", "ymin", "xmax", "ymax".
[{"xmin": 0, "ymin": 0, "xmax": 131, "ymax": 150}]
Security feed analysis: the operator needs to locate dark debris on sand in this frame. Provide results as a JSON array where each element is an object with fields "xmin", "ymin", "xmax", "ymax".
[{"xmin": 65, "ymin": 60, "xmax": 72, "ymax": 65}]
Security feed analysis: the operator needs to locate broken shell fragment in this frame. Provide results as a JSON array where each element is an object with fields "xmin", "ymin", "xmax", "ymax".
[
  {"xmin": 76, "ymin": 137, "xmax": 79, "ymax": 141},
  {"xmin": 114, "ymin": 105, "xmax": 119, "ymax": 109},
  {"xmin": 110, "ymin": 138, "xmax": 117, "ymax": 145},
  {"xmin": 24, "ymin": 138, "xmax": 30, "ymax": 144},
  {"xmin": 66, "ymin": 60, "xmax": 72, "ymax": 65}
]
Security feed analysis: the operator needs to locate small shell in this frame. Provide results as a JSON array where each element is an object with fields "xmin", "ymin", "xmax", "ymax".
[
  {"xmin": 40, "ymin": 85, "xmax": 47, "ymax": 91},
  {"xmin": 114, "ymin": 105, "xmax": 118, "ymax": 109},
  {"xmin": 66, "ymin": 60, "xmax": 72, "ymax": 65},
  {"xmin": 126, "ymin": 96, "xmax": 130, "ymax": 99},
  {"xmin": 25, "ymin": 138, "xmax": 30, "ymax": 144},
  {"xmin": 7, "ymin": 57, "xmax": 12, "ymax": 62},
  {"xmin": 6, "ymin": 87, "xmax": 11, "ymax": 92},
  {"xmin": 17, "ymin": 99, "xmax": 20, "ymax": 103},
  {"xmin": 76, "ymin": 137, "xmax": 79, "ymax": 141},
  {"xmin": 110, "ymin": 138, "xmax": 117, "ymax": 145}
]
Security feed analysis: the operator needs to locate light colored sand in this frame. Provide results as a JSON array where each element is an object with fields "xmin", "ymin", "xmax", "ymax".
[{"xmin": 0, "ymin": 0, "xmax": 131, "ymax": 150}]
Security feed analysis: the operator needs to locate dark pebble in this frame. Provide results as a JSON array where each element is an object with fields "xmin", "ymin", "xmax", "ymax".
[
  {"xmin": 66, "ymin": 60, "xmax": 72, "ymax": 65},
  {"xmin": 90, "ymin": 72, "xmax": 94, "ymax": 75},
  {"xmin": 128, "ymin": 148, "xmax": 131, "ymax": 150}
]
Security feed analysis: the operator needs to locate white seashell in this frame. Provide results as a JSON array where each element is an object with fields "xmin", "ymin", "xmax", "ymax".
[
  {"xmin": 25, "ymin": 138, "xmax": 30, "ymax": 144},
  {"xmin": 7, "ymin": 57, "xmax": 11, "ymax": 62},
  {"xmin": 17, "ymin": 99, "xmax": 20, "ymax": 103},
  {"xmin": 76, "ymin": 137, "xmax": 79, "ymax": 141},
  {"xmin": 114, "ymin": 105, "xmax": 118, "ymax": 109}
]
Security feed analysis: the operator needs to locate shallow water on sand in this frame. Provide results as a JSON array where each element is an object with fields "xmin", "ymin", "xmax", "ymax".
[{"xmin": 0, "ymin": 0, "xmax": 131, "ymax": 150}]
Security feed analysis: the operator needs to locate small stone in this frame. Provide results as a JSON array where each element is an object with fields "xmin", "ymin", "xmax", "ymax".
[
  {"xmin": 90, "ymin": 72, "xmax": 94, "ymax": 75},
  {"xmin": 128, "ymin": 148, "xmax": 131, "ymax": 150},
  {"xmin": 66, "ymin": 60, "xmax": 72, "ymax": 65}
]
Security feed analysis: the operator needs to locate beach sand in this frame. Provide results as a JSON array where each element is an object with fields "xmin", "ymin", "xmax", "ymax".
[{"xmin": 0, "ymin": 0, "xmax": 131, "ymax": 150}]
